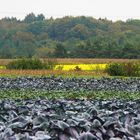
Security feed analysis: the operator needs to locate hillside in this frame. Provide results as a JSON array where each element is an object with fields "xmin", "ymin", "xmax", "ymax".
[{"xmin": 0, "ymin": 13, "xmax": 140, "ymax": 58}]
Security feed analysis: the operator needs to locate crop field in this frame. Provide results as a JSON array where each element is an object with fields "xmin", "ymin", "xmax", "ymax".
[
  {"xmin": 0, "ymin": 58, "xmax": 138, "ymax": 65},
  {"xmin": 0, "ymin": 77, "xmax": 140, "ymax": 139},
  {"xmin": 0, "ymin": 64, "xmax": 107, "ymax": 71},
  {"xmin": 0, "ymin": 58, "xmax": 139, "ymax": 77},
  {"xmin": 0, "ymin": 77, "xmax": 140, "ymax": 92},
  {"xmin": 50, "ymin": 58, "xmax": 138, "ymax": 64},
  {"xmin": 0, "ymin": 98, "xmax": 140, "ymax": 139},
  {"xmin": 0, "ymin": 59, "xmax": 109, "ymax": 77},
  {"xmin": 0, "ymin": 87, "xmax": 140, "ymax": 139},
  {"xmin": 0, "ymin": 59, "xmax": 140, "ymax": 139},
  {"xmin": 54, "ymin": 64, "xmax": 107, "ymax": 71},
  {"xmin": 0, "ymin": 69, "xmax": 108, "ymax": 77}
]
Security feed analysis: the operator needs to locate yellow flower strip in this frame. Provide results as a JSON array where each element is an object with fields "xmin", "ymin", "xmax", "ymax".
[{"xmin": 54, "ymin": 64, "xmax": 107, "ymax": 71}]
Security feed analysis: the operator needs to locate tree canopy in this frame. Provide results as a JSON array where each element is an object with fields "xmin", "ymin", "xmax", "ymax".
[{"xmin": 0, "ymin": 13, "xmax": 140, "ymax": 58}]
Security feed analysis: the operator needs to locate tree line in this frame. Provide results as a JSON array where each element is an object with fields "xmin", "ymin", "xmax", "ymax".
[{"xmin": 0, "ymin": 13, "xmax": 140, "ymax": 58}]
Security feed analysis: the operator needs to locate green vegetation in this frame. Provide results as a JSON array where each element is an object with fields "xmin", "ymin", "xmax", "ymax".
[
  {"xmin": 6, "ymin": 58, "xmax": 47, "ymax": 69},
  {"xmin": 0, "ymin": 89, "xmax": 140, "ymax": 100},
  {"xmin": 106, "ymin": 61, "xmax": 140, "ymax": 76},
  {"xmin": 6, "ymin": 58, "xmax": 56, "ymax": 70},
  {"xmin": 0, "ymin": 14, "xmax": 140, "ymax": 58}
]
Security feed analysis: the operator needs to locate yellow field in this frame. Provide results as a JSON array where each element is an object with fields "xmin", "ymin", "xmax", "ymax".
[
  {"xmin": 0, "ymin": 66, "xmax": 6, "ymax": 69},
  {"xmin": 54, "ymin": 64, "xmax": 107, "ymax": 71}
]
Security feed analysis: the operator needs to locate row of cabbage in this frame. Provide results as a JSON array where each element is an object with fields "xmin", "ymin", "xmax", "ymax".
[
  {"xmin": 0, "ymin": 99, "xmax": 140, "ymax": 140},
  {"xmin": 0, "ymin": 77, "xmax": 140, "ymax": 92}
]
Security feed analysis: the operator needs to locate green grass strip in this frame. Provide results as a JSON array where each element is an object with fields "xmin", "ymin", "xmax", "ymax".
[{"xmin": 0, "ymin": 89, "xmax": 140, "ymax": 100}]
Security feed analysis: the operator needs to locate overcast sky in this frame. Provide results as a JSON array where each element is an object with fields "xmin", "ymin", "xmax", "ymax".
[{"xmin": 0, "ymin": 0, "xmax": 139, "ymax": 21}]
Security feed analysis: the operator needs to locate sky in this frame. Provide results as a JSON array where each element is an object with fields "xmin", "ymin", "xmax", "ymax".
[{"xmin": 0, "ymin": 0, "xmax": 139, "ymax": 21}]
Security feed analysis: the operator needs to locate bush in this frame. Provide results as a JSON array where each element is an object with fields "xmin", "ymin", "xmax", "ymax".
[
  {"xmin": 74, "ymin": 66, "xmax": 82, "ymax": 71},
  {"xmin": 106, "ymin": 61, "xmax": 140, "ymax": 77},
  {"xmin": 7, "ymin": 58, "xmax": 47, "ymax": 69},
  {"xmin": 106, "ymin": 63, "xmax": 125, "ymax": 76}
]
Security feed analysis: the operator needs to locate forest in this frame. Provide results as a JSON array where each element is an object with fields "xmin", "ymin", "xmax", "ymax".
[{"xmin": 0, "ymin": 13, "xmax": 140, "ymax": 58}]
